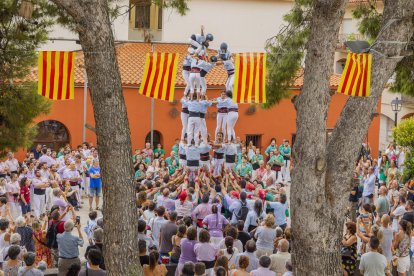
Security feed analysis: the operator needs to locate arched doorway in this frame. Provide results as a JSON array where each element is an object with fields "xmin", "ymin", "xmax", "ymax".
[
  {"xmin": 34, "ymin": 120, "xmax": 70, "ymax": 151},
  {"xmin": 402, "ymin": 113, "xmax": 414, "ymax": 120},
  {"xmin": 145, "ymin": 130, "xmax": 162, "ymax": 148}
]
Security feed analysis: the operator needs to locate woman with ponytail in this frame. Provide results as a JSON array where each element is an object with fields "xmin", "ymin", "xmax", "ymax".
[
  {"xmin": 203, "ymin": 204, "xmax": 229, "ymax": 245},
  {"xmin": 143, "ymin": 251, "xmax": 167, "ymax": 276},
  {"xmin": 393, "ymin": 219, "xmax": 412, "ymax": 275},
  {"xmin": 219, "ymin": 236, "xmax": 239, "ymax": 269},
  {"xmin": 244, "ymin": 199, "xmax": 266, "ymax": 233}
]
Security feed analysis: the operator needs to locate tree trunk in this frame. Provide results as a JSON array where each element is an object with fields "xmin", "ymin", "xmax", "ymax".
[
  {"xmin": 291, "ymin": 0, "xmax": 414, "ymax": 275},
  {"xmin": 49, "ymin": 1, "xmax": 140, "ymax": 275}
]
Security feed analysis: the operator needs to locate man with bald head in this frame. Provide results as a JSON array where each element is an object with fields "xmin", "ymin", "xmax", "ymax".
[
  {"xmin": 269, "ymin": 239, "xmax": 291, "ymax": 275},
  {"xmin": 376, "ymin": 186, "xmax": 390, "ymax": 217},
  {"xmin": 156, "ymin": 187, "xmax": 175, "ymax": 212}
]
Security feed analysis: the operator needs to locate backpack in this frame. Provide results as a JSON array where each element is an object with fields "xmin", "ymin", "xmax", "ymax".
[
  {"xmin": 235, "ymin": 200, "xmax": 249, "ymax": 221},
  {"xmin": 46, "ymin": 220, "xmax": 61, "ymax": 249}
]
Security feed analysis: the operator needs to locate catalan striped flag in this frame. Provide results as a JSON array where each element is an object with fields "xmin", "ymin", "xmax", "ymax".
[
  {"xmin": 233, "ymin": 53, "xmax": 266, "ymax": 104},
  {"xmin": 139, "ymin": 53, "xmax": 179, "ymax": 102},
  {"xmin": 337, "ymin": 53, "xmax": 372, "ymax": 97},
  {"xmin": 38, "ymin": 51, "xmax": 76, "ymax": 100}
]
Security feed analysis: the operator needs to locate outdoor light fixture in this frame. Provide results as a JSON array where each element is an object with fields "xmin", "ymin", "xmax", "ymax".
[
  {"xmin": 344, "ymin": 40, "xmax": 371, "ymax": 54},
  {"xmin": 391, "ymin": 97, "xmax": 402, "ymax": 127}
]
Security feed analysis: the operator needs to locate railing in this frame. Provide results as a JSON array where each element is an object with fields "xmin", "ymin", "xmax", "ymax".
[{"xmin": 336, "ymin": 33, "xmax": 366, "ymax": 50}]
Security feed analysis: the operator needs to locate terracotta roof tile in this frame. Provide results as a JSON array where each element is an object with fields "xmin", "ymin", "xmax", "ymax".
[
  {"xmin": 292, "ymin": 69, "xmax": 341, "ymax": 89},
  {"xmin": 27, "ymin": 42, "xmax": 342, "ymax": 89}
]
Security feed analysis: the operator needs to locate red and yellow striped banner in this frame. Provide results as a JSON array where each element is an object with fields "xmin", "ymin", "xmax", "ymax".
[
  {"xmin": 337, "ymin": 53, "xmax": 372, "ymax": 97},
  {"xmin": 233, "ymin": 52, "xmax": 266, "ymax": 103},
  {"xmin": 38, "ymin": 51, "xmax": 76, "ymax": 100},
  {"xmin": 139, "ymin": 53, "xmax": 179, "ymax": 102}
]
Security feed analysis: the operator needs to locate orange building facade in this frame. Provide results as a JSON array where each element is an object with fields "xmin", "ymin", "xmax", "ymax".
[{"xmin": 23, "ymin": 43, "xmax": 380, "ymax": 158}]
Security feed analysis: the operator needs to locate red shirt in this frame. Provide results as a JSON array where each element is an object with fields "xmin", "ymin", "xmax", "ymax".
[
  {"xmin": 49, "ymin": 220, "xmax": 65, "ymax": 234},
  {"xmin": 20, "ymin": 186, "xmax": 30, "ymax": 203}
]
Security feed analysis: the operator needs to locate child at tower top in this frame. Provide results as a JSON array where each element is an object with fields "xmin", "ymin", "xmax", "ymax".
[{"xmin": 189, "ymin": 25, "xmax": 214, "ymax": 55}]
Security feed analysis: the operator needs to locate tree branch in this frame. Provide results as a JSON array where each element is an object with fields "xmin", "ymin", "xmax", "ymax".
[{"xmin": 49, "ymin": 0, "xmax": 85, "ymax": 22}]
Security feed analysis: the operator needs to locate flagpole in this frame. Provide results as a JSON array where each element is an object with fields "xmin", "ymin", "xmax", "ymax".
[
  {"xmin": 83, "ymin": 68, "xmax": 87, "ymax": 143},
  {"xmin": 150, "ymin": 43, "xmax": 155, "ymax": 148}
]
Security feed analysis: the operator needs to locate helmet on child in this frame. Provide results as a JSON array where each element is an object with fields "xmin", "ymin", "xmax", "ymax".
[
  {"xmin": 210, "ymin": 56, "xmax": 218, "ymax": 62},
  {"xmin": 220, "ymin": 42, "xmax": 228, "ymax": 51},
  {"xmin": 206, "ymin": 33, "xmax": 214, "ymax": 42},
  {"xmin": 220, "ymin": 53, "xmax": 228, "ymax": 61}
]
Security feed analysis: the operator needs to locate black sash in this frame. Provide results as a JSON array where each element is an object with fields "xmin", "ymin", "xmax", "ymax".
[
  {"xmin": 200, "ymin": 152, "xmax": 209, "ymax": 161},
  {"xmin": 189, "ymin": 112, "xmax": 200, "ymax": 117},
  {"xmin": 225, "ymin": 155, "xmax": 236, "ymax": 163},
  {"xmin": 34, "ymin": 188, "xmax": 45, "ymax": 195},
  {"xmin": 187, "ymin": 160, "xmax": 199, "ymax": 167},
  {"xmin": 214, "ymin": 152, "xmax": 224, "ymax": 159}
]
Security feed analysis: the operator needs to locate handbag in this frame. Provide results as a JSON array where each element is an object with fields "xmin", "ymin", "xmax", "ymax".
[{"xmin": 341, "ymin": 246, "xmax": 353, "ymax": 257}]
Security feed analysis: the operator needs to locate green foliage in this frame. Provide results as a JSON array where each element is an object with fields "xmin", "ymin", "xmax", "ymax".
[
  {"xmin": 392, "ymin": 119, "xmax": 414, "ymax": 182},
  {"xmin": 393, "ymin": 118, "xmax": 414, "ymax": 147},
  {"xmin": 0, "ymin": 84, "xmax": 51, "ymax": 156},
  {"xmin": 0, "ymin": 0, "xmax": 51, "ymax": 156},
  {"xmin": 351, "ymin": 2, "xmax": 382, "ymax": 41},
  {"xmin": 153, "ymin": 0, "xmax": 189, "ymax": 16},
  {"xmin": 0, "ymin": 0, "xmax": 52, "ymax": 80},
  {"xmin": 352, "ymin": 1, "xmax": 414, "ymax": 96},
  {"xmin": 403, "ymin": 147, "xmax": 414, "ymax": 182},
  {"xmin": 391, "ymin": 56, "xmax": 414, "ymax": 95},
  {"xmin": 265, "ymin": 0, "xmax": 312, "ymax": 107}
]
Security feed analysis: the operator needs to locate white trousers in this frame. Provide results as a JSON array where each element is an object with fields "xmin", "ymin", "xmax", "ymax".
[
  {"xmin": 33, "ymin": 194, "xmax": 46, "ymax": 218},
  {"xmin": 187, "ymin": 117, "xmax": 201, "ymax": 144},
  {"xmin": 200, "ymin": 77, "xmax": 207, "ymax": 94},
  {"xmin": 179, "ymin": 159, "xmax": 187, "ymax": 168},
  {"xmin": 226, "ymin": 74, "xmax": 235, "ymax": 92},
  {"xmin": 189, "ymin": 73, "xmax": 201, "ymax": 94},
  {"xmin": 200, "ymin": 118, "xmax": 208, "ymax": 143},
  {"xmin": 273, "ymin": 170, "xmax": 284, "ymax": 184},
  {"xmin": 213, "ymin": 158, "xmax": 224, "ymax": 177},
  {"xmin": 9, "ymin": 202, "xmax": 21, "ymax": 221},
  {"xmin": 215, "ymin": 113, "xmax": 227, "ymax": 139},
  {"xmin": 224, "ymin": 162, "xmax": 235, "ymax": 171},
  {"xmin": 84, "ymin": 177, "xmax": 90, "ymax": 197},
  {"xmin": 281, "ymin": 160, "xmax": 291, "ymax": 182},
  {"xmin": 45, "ymin": 187, "xmax": 53, "ymax": 212},
  {"xmin": 182, "ymin": 70, "xmax": 190, "ymax": 96},
  {"xmin": 226, "ymin": 111, "xmax": 239, "ymax": 141},
  {"xmin": 72, "ymin": 185, "xmax": 81, "ymax": 205},
  {"xmin": 200, "ymin": 160, "xmax": 211, "ymax": 171},
  {"xmin": 187, "ymin": 166, "xmax": 199, "ymax": 183},
  {"xmin": 181, "ymin": 112, "xmax": 189, "ymax": 141}
]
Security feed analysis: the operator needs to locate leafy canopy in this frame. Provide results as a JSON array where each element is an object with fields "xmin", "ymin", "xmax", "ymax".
[
  {"xmin": 393, "ymin": 118, "xmax": 414, "ymax": 148},
  {"xmin": 265, "ymin": 0, "xmax": 312, "ymax": 107},
  {"xmin": 392, "ymin": 118, "xmax": 414, "ymax": 181},
  {"xmin": 0, "ymin": 0, "xmax": 51, "ymax": 156}
]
